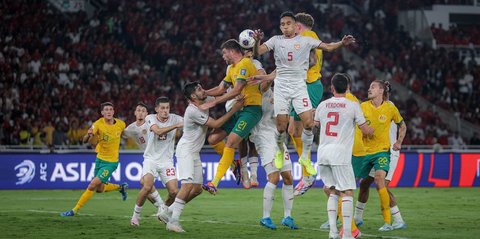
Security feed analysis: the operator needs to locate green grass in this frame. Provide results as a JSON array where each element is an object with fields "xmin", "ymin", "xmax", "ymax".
[{"xmin": 0, "ymin": 187, "xmax": 478, "ymax": 238}]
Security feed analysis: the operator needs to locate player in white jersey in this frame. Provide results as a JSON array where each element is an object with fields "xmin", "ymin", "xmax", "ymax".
[
  {"xmin": 355, "ymin": 100, "xmax": 408, "ymax": 230},
  {"xmin": 249, "ymin": 82, "xmax": 299, "ymax": 230},
  {"xmin": 315, "ymin": 74, "xmax": 373, "ymax": 239},
  {"xmin": 130, "ymin": 97, "xmax": 183, "ymax": 226},
  {"xmin": 253, "ymin": 11, "xmax": 356, "ymax": 176},
  {"xmin": 162, "ymin": 82, "xmax": 244, "ymax": 233}
]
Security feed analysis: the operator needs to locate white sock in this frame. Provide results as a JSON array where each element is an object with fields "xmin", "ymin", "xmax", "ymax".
[
  {"xmin": 282, "ymin": 184, "xmax": 294, "ymax": 218},
  {"xmin": 342, "ymin": 196, "xmax": 354, "ymax": 238},
  {"xmin": 240, "ymin": 156, "xmax": 248, "ymax": 167},
  {"xmin": 390, "ymin": 205, "xmax": 404, "ymax": 223},
  {"xmin": 300, "ymin": 129, "xmax": 313, "ymax": 159},
  {"xmin": 248, "ymin": 156, "xmax": 258, "ymax": 178},
  {"xmin": 169, "ymin": 198, "xmax": 186, "ymax": 222},
  {"xmin": 263, "ymin": 182, "xmax": 276, "ymax": 218},
  {"xmin": 150, "ymin": 190, "xmax": 164, "ymax": 208},
  {"xmin": 275, "ymin": 130, "xmax": 286, "ymax": 153},
  {"xmin": 132, "ymin": 204, "xmax": 142, "ymax": 218},
  {"xmin": 354, "ymin": 201, "xmax": 366, "ymax": 222},
  {"xmin": 327, "ymin": 194, "xmax": 339, "ymax": 234}
]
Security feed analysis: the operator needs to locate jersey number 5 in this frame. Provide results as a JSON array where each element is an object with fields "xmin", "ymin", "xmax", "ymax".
[
  {"xmin": 288, "ymin": 52, "xmax": 293, "ymax": 61},
  {"xmin": 325, "ymin": 112, "xmax": 339, "ymax": 137}
]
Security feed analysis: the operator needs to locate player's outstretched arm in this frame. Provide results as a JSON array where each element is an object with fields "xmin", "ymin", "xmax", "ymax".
[
  {"xmin": 318, "ymin": 35, "xmax": 355, "ymax": 52},
  {"xmin": 393, "ymin": 121, "xmax": 406, "ymax": 151},
  {"xmin": 206, "ymin": 81, "xmax": 229, "ymax": 97},
  {"xmin": 82, "ymin": 126, "xmax": 97, "ymax": 146},
  {"xmin": 359, "ymin": 122, "xmax": 374, "ymax": 136},
  {"xmin": 200, "ymin": 81, "xmax": 244, "ymax": 110},
  {"xmin": 205, "ymin": 97, "xmax": 244, "ymax": 128},
  {"xmin": 150, "ymin": 122, "xmax": 183, "ymax": 136},
  {"xmin": 248, "ymin": 69, "xmax": 276, "ymax": 87},
  {"xmin": 253, "ymin": 29, "xmax": 269, "ymax": 57}
]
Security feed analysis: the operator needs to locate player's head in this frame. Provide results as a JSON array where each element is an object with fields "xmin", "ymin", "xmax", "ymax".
[
  {"xmin": 155, "ymin": 96, "xmax": 170, "ymax": 120},
  {"xmin": 184, "ymin": 81, "xmax": 207, "ymax": 102},
  {"xmin": 280, "ymin": 11, "xmax": 296, "ymax": 37},
  {"xmin": 221, "ymin": 39, "xmax": 243, "ymax": 65},
  {"xmin": 100, "ymin": 102, "xmax": 114, "ymax": 120},
  {"xmin": 295, "ymin": 12, "xmax": 314, "ymax": 32},
  {"xmin": 368, "ymin": 80, "xmax": 391, "ymax": 100},
  {"xmin": 135, "ymin": 102, "xmax": 149, "ymax": 121},
  {"xmin": 330, "ymin": 73, "xmax": 349, "ymax": 94}
]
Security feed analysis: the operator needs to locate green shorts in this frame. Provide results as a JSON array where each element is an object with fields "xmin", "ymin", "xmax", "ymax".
[
  {"xmin": 357, "ymin": 152, "xmax": 390, "ymax": 179},
  {"xmin": 222, "ymin": 105, "xmax": 262, "ymax": 139},
  {"xmin": 351, "ymin": 155, "xmax": 365, "ymax": 178},
  {"xmin": 290, "ymin": 80, "xmax": 324, "ymax": 121},
  {"xmin": 94, "ymin": 157, "xmax": 119, "ymax": 183}
]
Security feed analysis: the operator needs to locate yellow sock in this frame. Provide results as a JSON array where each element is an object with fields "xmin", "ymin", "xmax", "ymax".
[
  {"xmin": 378, "ymin": 187, "xmax": 391, "ymax": 224},
  {"xmin": 103, "ymin": 183, "xmax": 120, "ymax": 192},
  {"xmin": 211, "ymin": 141, "xmax": 225, "ymax": 156},
  {"xmin": 212, "ymin": 147, "xmax": 235, "ymax": 187},
  {"xmin": 291, "ymin": 135, "xmax": 311, "ymax": 177},
  {"xmin": 338, "ymin": 196, "xmax": 359, "ymax": 231},
  {"xmin": 73, "ymin": 189, "xmax": 95, "ymax": 213}
]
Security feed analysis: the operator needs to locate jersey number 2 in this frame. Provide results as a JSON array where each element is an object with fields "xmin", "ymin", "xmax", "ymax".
[{"xmin": 325, "ymin": 112, "xmax": 339, "ymax": 137}]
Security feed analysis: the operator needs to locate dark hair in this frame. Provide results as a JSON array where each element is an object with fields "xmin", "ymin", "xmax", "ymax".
[
  {"xmin": 155, "ymin": 96, "xmax": 170, "ymax": 106},
  {"xmin": 280, "ymin": 11, "xmax": 296, "ymax": 21},
  {"xmin": 331, "ymin": 73, "xmax": 349, "ymax": 94},
  {"xmin": 136, "ymin": 102, "xmax": 149, "ymax": 111},
  {"xmin": 100, "ymin": 102, "xmax": 114, "ymax": 111},
  {"xmin": 373, "ymin": 80, "xmax": 392, "ymax": 100},
  {"xmin": 295, "ymin": 12, "xmax": 314, "ymax": 28},
  {"xmin": 221, "ymin": 39, "xmax": 242, "ymax": 53},
  {"xmin": 183, "ymin": 81, "xmax": 200, "ymax": 100}
]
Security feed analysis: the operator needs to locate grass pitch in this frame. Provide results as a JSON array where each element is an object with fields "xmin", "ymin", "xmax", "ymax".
[{"xmin": 0, "ymin": 187, "xmax": 478, "ymax": 238}]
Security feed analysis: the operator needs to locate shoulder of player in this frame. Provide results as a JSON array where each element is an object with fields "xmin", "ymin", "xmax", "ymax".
[
  {"xmin": 301, "ymin": 30, "xmax": 319, "ymax": 40},
  {"xmin": 114, "ymin": 118, "xmax": 126, "ymax": 128}
]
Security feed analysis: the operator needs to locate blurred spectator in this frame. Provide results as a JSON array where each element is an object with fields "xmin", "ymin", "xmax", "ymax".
[
  {"xmin": 470, "ymin": 132, "xmax": 480, "ymax": 145},
  {"xmin": 448, "ymin": 132, "xmax": 466, "ymax": 149}
]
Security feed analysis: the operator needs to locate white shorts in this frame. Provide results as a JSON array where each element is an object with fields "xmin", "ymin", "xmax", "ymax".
[
  {"xmin": 274, "ymin": 81, "xmax": 312, "ymax": 116},
  {"xmin": 368, "ymin": 151, "xmax": 400, "ymax": 181},
  {"xmin": 176, "ymin": 152, "xmax": 203, "ymax": 184},
  {"xmin": 254, "ymin": 138, "xmax": 292, "ymax": 175},
  {"xmin": 319, "ymin": 164, "xmax": 356, "ymax": 191},
  {"xmin": 142, "ymin": 159, "xmax": 177, "ymax": 186}
]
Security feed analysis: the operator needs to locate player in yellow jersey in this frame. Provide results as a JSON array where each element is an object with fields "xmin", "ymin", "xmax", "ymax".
[
  {"xmin": 60, "ymin": 102, "xmax": 127, "ymax": 216},
  {"xmin": 290, "ymin": 12, "xmax": 325, "ymax": 196},
  {"xmin": 200, "ymin": 39, "xmax": 262, "ymax": 194},
  {"xmin": 356, "ymin": 80, "xmax": 406, "ymax": 231}
]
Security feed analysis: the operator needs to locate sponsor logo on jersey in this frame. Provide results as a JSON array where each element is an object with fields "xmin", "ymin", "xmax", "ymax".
[
  {"xmin": 294, "ymin": 44, "xmax": 301, "ymax": 50},
  {"xmin": 240, "ymin": 69, "xmax": 247, "ymax": 76},
  {"xmin": 378, "ymin": 114, "xmax": 387, "ymax": 123}
]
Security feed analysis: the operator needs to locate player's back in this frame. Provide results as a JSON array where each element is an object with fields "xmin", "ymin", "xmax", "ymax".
[{"xmin": 315, "ymin": 97, "xmax": 365, "ymax": 165}]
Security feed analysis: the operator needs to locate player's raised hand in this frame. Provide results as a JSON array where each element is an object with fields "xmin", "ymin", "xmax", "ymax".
[
  {"xmin": 341, "ymin": 35, "xmax": 356, "ymax": 46},
  {"xmin": 253, "ymin": 29, "xmax": 264, "ymax": 41},
  {"xmin": 199, "ymin": 100, "xmax": 216, "ymax": 111},
  {"xmin": 87, "ymin": 126, "xmax": 94, "ymax": 136},
  {"xmin": 392, "ymin": 141, "xmax": 402, "ymax": 151},
  {"xmin": 247, "ymin": 74, "xmax": 274, "ymax": 85}
]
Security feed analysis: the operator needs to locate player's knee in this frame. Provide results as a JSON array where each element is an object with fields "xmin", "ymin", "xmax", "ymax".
[
  {"xmin": 168, "ymin": 189, "xmax": 178, "ymax": 199},
  {"xmin": 374, "ymin": 175, "xmax": 385, "ymax": 188},
  {"xmin": 281, "ymin": 173, "xmax": 293, "ymax": 185},
  {"xmin": 142, "ymin": 184, "xmax": 153, "ymax": 193},
  {"xmin": 207, "ymin": 134, "xmax": 219, "ymax": 145}
]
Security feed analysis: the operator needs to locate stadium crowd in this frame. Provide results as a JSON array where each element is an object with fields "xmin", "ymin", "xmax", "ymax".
[{"xmin": 0, "ymin": 0, "xmax": 478, "ymax": 147}]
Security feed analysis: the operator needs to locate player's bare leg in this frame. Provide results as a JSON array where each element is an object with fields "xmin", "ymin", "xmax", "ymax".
[{"xmin": 279, "ymin": 170, "xmax": 298, "ymax": 229}]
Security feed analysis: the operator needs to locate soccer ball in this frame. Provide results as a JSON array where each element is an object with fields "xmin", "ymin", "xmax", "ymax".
[{"xmin": 238, "ymin": 29, "xmax": 255, "ymax": 49}]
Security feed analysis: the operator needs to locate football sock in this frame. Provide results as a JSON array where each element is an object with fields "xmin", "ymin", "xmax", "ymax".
[
  {"xmin": 291, "ymin": 135, "xmax": 311, "ymax": 177},
  {"xmin": 328, "ymin": 194, "xmax": 339, "ymax": 233},
  {"xmin": 342, "ymin": 196, "xmax": 354, "ymax": 238},
  {"xmin": 282, "ymin": 183, "xmax": 294, "ymax": 217},
  {"xmin": 263, "ymin": 182, "xmax": 276, "ymax": 218},
  {"xmin": 103, "ymin": 183, "xmax": 120, "ymax": 192},
  {"xmin": 391, "ymin": 205, "xmax": 404, "ymax": 223},
  {"xmin": 73, "ymin": 189, "xmax": 94, "ymax": 213},
  {"xmin": 276, "ymin": 130, "xmax": 286, "ymax": 153},
  {"xmin": 300, "ymin": 129, "xmax": 313, "ymax": 160},
  {"xmin": 378, "ymin": 187, "xmax": 391, "ymax": 224},
  {"xmin": 170, "ymin": 198, "xmax": 186, "ymax": 222},
  {"xmin": 212, "ymin": 147, "xmax": 235, "ymax": 187},
  {"xmin": 132, "ymin": 204, "xmax": 142, "ymax": 218},
  {"xmin": 354, "ymin": 201, "xmax": 366, "ymax": 223},
  {"xmin": 211, "ymin": 141, "xmax": 225, "ymax": 156},
  {"xmin": 150, "ymin": 190, "xmax": 164, "ymax": 207},
  {"xmin": 248, "ymin": 156, "xmax": 258, "ymax": 178}
]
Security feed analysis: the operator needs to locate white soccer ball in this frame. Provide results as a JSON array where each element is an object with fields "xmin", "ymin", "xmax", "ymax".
[{"xmin": 238, "ymin": 29, "xmax": 256, "ymax": 49}]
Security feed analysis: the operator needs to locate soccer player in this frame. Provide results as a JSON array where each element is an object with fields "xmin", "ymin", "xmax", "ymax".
[
  {"xmin": 252, "ymin": 11, "xmax": 355, "ymax": 176},
  {"xmin": 60, "ymin": 102, "xmax": 127, "ymax": 216},
  {"xmin": 130, "ymin": 97, "xmax": 183, "ymax": 226},
  {"xmin": 354, "ymin": 102, "xmax": 407, "ymax": 230},
  {"xmin": 200, "ymin": 39, "xmax": 263, "ymax": 194},
  {"xmin": 249, "ymin": 77, "xmax": 298, "ymax": 229},
  {"xmin": 354, "ymin": 80, "xmax": 406, "ymax": 231},
  {"xmin": 315, "ymin": 74, "xmax": 373, "ymax": 239},
  {"xmin": 162, "ymin": 82, "xmax": 243, "ymax": 232},
  {"xmin": 290, "ymin": 12, "xmax": 325, "ymax": 196},
  {"xmin": 124, "ymin": 103, "xmax": 165, "ymax": 212}
]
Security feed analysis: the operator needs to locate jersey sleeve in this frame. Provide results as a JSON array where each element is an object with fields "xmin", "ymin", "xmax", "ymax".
[
  {"xmin": 264, "ymin": 36, "xmax": 276, "ymax": 51},
  {"xmin": 314, "ymin": 102, "xmax": 323, "ymax": 122},
  {"xmin": 145, "ymin": 115, "xmax": 156, "ymax": 131},
  {"xmin": 191, "ymin": 108, "xmax": 208, "ymax": 125},
  {"xmin": 123, "ymin": 123, "xmax": 135, "ymax": 137},
  {"xmin": 223, "ymin": 66, "xmax": 232, "ymax": 84},
  {"xmin": 236, "ymin": 60, "xmax": 251, "ymax": 81},
  {"xmin": 252, "ymin": 59, "xmax": 264, "ymax": 71},
  {"xmin": 174, "ymin": 114, "xmax": 184, "ymax": 124},
  {"xmin": 92, "ymin": 120, "xmax": 100, "ymax": 135},
  {"xmin": 353, "ymin": 102, "xmax": 366, "ymax": 126},
  {"xmin": 391, "ymin": 105, "xmax": 403, "ymax": 124},
  {"xmin": 306, "ymin": 36, "xmax": 322, "ymax": 49}
]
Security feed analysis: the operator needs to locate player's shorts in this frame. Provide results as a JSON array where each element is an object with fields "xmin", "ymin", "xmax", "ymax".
[
  {"xmin": 228, "ymin": 105, "xmax": 262, "ymax": 139},
  {"xmin": 274, "ymin": 81, "xmax": 312, "ymax": 116},
  {"xmin": 221, "ymin": 112, "xmax": 238, "ymax": 133},
  {"xmin": 319, "ymin": 164, "xmax": 356, "ymax": 191},
  {"xmin": 290, "ymin": 80, "xmax": 323, "ymax": 121},
  {"xmin": 176, "ymin": 151, "xmax": 203, "ymax": 184},
  {"xmin": 142, "ymin": 159, "xmax": 177, "ymax": 186},
  {"xmin": 368, "ymin": 150, "xmax": 400, "ymax": 181},
  {"xmin": 358, "ymin": 152, "xmax": 390, "ymax": 179},
  {"xmin": 253, "ymin": 135, "xmax": 292, "ymax": 175},
  {"xmin": 94, "ymin": 157, "xmax": 119, "ymax": 183},
  {"xmin": 351, "ymin": 155, "xmax": 365, "ymax": 178}
]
